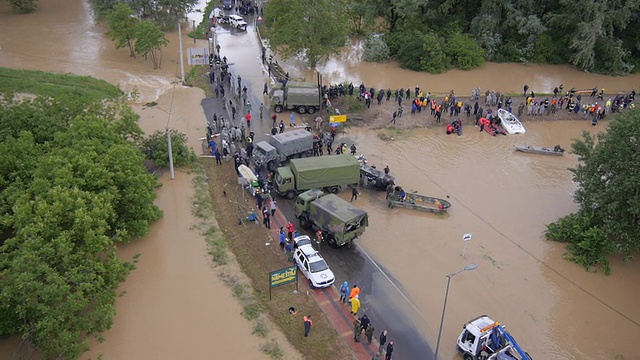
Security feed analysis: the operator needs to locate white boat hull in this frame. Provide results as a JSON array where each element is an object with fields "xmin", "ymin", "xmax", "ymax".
[{"xmin": 497, "ymin": 109, "xmax": 526, "ymax": 134}]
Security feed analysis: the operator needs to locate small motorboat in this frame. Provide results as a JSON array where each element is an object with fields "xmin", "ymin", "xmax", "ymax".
[
  {"xmin": 446, "ymin": 119, "xmax": 462, "ymax": 136},
  {"xmin": 497, "ymin": 109, "xmax": 526, "ymax": 134},
  {"xmin": 514, "ymin": 144, "xmax": 565, "ymax": 156},
  {"xmin": 386, "ymin": 188, "xmax": 451, "ymax": 214}
]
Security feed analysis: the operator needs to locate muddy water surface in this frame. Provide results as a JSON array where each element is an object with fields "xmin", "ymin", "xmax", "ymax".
[
  {"xmin": 2, "ymin": 0, "xmax": 640, "ymax": 358},
  {"xmin": 351, "ymin": 121, "xmax": 640, "ymax": 359}
]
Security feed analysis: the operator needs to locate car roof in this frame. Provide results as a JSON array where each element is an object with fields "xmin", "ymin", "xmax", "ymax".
[
  {"xmin": 229, "ymin": 15, "xmax": 243, "ymax": 19},
  {"xmin": 298, "ymin": 244, "xmax": 324, "ymax": 260}
]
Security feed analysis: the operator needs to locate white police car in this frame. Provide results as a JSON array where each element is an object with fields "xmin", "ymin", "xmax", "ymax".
[{"xmin": 293, "ymin": 236, "xmax": 335, "ymax": 288}]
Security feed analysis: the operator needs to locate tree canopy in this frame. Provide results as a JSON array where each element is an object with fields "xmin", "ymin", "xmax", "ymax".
[
  {"xmin": 263, "ymin": 0, "xmax": 349, "ymax": 68},
  {"xmin": 89, "ymin": 0, "xmax": 198, "ymax": 30},
  {"xmin": 0, "ymin": 74, "xmax": 163, "ymax": 358},
  {"xmin": 546, "ymin": 109, "xmax": 640, "ymax": 274},
  {"xmin": 6, "ymin": 0, "xmax": 37, "ymax": 13},
  {"xmin": 346, "ymin": 0, "xmax": 640, "ymax": 74}
]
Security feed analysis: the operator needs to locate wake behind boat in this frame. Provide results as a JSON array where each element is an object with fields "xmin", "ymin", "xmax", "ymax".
[
  {"xmin": 497, "ymin": 108, "xmax": 526, "ymax": 134},
  {"xmin": 514, "ymin": 144, "xmax": 565, "ymax": 156}
]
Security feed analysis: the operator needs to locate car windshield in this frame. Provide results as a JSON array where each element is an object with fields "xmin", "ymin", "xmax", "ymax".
[
  {"xmin": 296, "ymin": 237, "xmax": 312, "ymax": 247},
  {"xmin": 309, "ymin": 259, "xmax": 328, "ymax": 273}
]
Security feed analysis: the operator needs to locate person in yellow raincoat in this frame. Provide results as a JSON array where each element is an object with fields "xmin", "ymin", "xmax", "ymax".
[{"xmin": 351, "ymin": 295, "xmax": 361, "ymax": 316}]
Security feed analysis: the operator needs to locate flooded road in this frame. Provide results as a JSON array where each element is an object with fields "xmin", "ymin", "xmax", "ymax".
[{"xmin": 2, "ymin": 0, "xmax": 640, "ymax": 359}]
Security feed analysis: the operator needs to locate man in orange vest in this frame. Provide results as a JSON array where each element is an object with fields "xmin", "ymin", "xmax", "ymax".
[{"xmin": 304, "ymin": 315, "xmax": 313, "ymax": 337}]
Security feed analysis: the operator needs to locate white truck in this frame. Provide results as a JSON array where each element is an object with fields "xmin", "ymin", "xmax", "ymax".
[{"xmin": 457, "ymin": 315, "xmax": 533, "ymax": 360}]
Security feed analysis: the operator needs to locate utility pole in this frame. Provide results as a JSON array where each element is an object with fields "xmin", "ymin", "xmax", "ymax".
[
  {"xmin": 167, "ymin": 129, "xmax": 175, "ymax": 180},
  {"xmin": 178, "ymin": 21, "xmax": 185, "ymax": 84}
]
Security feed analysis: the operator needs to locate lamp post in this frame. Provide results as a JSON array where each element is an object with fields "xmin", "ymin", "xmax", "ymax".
[{"xmin": 434, "ymin": 263, "xmax": 479, "ymax": 360}]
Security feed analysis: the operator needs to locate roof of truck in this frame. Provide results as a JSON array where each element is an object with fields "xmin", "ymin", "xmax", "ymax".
[
  {"xmin": 270, "ymin": 129, "xmax": 313, "ymax": 145},
  {"xmin": 311, "ymin": 193, "xmax": 367, "ymax": 222},
  {"xmin": 286, "ymin": 81, "xmax": 318, "ymax": 88},
  {"xmin": 290, "ymin": 154, "xmax": 359, "ymax": 172}
]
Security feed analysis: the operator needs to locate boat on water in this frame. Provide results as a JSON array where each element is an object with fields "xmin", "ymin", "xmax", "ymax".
[
  {"xmin": 514, "ymin": 144, "xmax": 565, "ymax": 156},
  {"xmin": 387, "ymin": 188, "xmax": 451, "ymax": 214},
  {"xmin": 497, "ymin": 108, "xmax": 526, "ymax": 134},
  {"xmin": 479, "ymin": 118, "xmax": 507, "ymax": 136}
]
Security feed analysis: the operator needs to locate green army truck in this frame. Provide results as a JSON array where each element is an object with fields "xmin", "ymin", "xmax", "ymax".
[
  {"xmin": 294, "ymin": 189, "xmax": 368, "ymax": 248},
  {"xmin": 270, "ymin": 81, "xmax": 321, "ymax": 114},
  {"xmin": 253, "ymin": 129, "xmax": 314, "ymax": 171},
  {"xmin": 274, "ymin": 154, "xmax": 360, "ymax": 199}
]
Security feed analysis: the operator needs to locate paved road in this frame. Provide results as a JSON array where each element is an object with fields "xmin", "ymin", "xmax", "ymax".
[{"xmin": 199, "ymin": 24, "xmax": 437, "ymax": 357}]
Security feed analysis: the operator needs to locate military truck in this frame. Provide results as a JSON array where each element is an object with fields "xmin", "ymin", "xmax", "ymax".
[
  {"xmin": 270, "ymin": 81, "xmax": 321, "ymax": 114},
  {"xmin": 275, "ymin": 155, "xmax": 360, "ymax": 199},
  {"xmin": 253, "ymin": 129, "xmax": 314, "ymax": 171},
  {"xmin": 294, "ymin": 189, "xmax": 368, "ymax": 248}
]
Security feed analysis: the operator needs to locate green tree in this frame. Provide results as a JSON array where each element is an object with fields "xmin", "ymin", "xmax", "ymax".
[
  {"xmin": 264, "ymin": 0, "xmax": 349, "ymax": 68},
  {"xmin": 106, "ymin": 3, "xmax": 139, "ymax": 58},
  {"xmin": 140, "ymin": 129, "xmax": 196, "ymax": 169},
  {"xmin": 419, "ymin": 32, "xmax": 449, "ymax": 73},
  {"xmin": 7, "ymin": 0, "xmax": 37, "ymax": 13},
  {"xmin": 134, "ymin": 20, "xmax": 169, "ymax": 69},
  {"xmin": 0, "ymin": 85, "xmax": 162, "ymax": 356},
  {"xmin": 362, "ymin": 34, "xmax": 390, "ymax": 62},
  {"xmin": 546, "ymin": 109, "xmax": 640, "ymax": 273},
  {"xmin": 445, "ymin": 32, "xmax": 486, "ymax": 70}
]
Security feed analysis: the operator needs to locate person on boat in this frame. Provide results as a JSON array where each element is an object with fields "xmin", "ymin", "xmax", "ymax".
[
  {"xmin": 384, "ymin": 165, "xmax": 390, "ymax": 175},
  {"xmin": 399, "ymin": 188, "xmax": 406, "ymax": 202},
  {"xmin": 553, "ymin": 145, "xmax": 565, "ymax": 153}
]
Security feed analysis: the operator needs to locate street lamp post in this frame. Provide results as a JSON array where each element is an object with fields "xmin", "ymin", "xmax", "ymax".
[{"xmin": 433, "ymin": 263, "xmax": 479, "ymax": 360}]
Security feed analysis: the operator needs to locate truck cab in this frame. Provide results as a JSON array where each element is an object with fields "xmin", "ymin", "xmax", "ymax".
[
  {"xmin": 457, "ymin": 315, "xmax": 532, "ymax": 360},
  {"xmin": 276, "ymin": 166, "xmax": 296, "ymax": 199},
  {"xmin": 294, "ymin": 189, "xmax": 325, "ymax": 218},
  {"xmin": 253, "ymin": 141, "xmax": 278, "ymax": 171}
]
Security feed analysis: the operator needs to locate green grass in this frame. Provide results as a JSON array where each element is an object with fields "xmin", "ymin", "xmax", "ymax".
[
  {"xmin": 243, "ymin": 303, "xmax": 262, "ymax": 320},
  {"xmin": 260, "ymin": 340, "xmax": 284, "ymax": 359},
  {"xmin": 252, "ymin": 319, "xmax": 268, "ymax": 337},
  {"xmin": 0, "ymin": 67, "xmax": 122, "ymax": 101}
]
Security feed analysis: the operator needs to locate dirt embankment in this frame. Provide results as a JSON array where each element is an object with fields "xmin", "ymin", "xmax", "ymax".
[{"xmin": 336, "ymin": 92, "xmax": 608, "ymax": 131}]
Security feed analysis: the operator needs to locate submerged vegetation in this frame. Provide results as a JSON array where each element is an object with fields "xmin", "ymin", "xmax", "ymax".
[
  {"xmin": 546, "ymin": 109, "xmax": 640, "ymax": 274},
  {"xmin": 262, "ymin": 0, "xmax": 640, "ymax": 75}
]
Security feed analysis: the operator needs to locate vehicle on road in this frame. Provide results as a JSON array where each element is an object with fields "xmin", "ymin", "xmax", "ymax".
[
  {"xmin": 294, "ymin": 189, "xmax": 368, "ymax": 248},
  {"xmin": 275, "ymin": 155, "xmax": 360, "ymax": 199},
  {"xmin": 253, "ymin": 129, "xmax": 314, "ymax": 172},
  {"xmin": 270, "ymin": 81, "xmax": 321, "ymax": 114},
  {"xmin": 222, "ymin": 0, "xmax": 233, "ymax": 10},
  {"xmin": 457, "ymin": 315, "xmax": 533, "ymax": 360},
  {"xmin": 228, "ymin": 15, "xmax": 248, "ymax": 30},
  {"xmin": 293, "ymin": 236, "xmax": 335, "ymax": 288}
]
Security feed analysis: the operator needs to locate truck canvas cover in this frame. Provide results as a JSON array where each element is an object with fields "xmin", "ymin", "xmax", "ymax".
[
  {"xmin": 268, "ymin": 130, "xmax": 313, "ymax": 157},
  {"xmin": 310, "ymin": 194, "xmax": 368, "ymax": 237},
  {"xmin": 289, "ymin": 155, "xmax": 360, "ymax": 190}
]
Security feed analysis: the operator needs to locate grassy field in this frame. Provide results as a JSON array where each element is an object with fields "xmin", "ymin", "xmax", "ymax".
[
  {"xmin": 0, "ymin": 67, "xmax": 122, "ymax": 101},
  {"xmin": 203, "ymin": 159, "xmax": 352, "ymax": 360}
]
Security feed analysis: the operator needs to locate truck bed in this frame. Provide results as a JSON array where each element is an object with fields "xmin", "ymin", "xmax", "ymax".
[{"xmin": 290, "ymin": 155, "xmax": 360, "ymax": 191}]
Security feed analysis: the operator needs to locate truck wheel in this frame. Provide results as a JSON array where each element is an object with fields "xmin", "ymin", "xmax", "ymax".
[
  {"xmin": 299, "ymin": 216, "xmax": 310, "ymax": 230},
  {"xmin": 326, "ymin": 234, "xmax": 339, "ymax": 249},
  {"xmin": 274, "ymin": 105, "xmax": 283, "ymax": 113},
  {"xmin": 307, "ymin": 106, "xmax": 316, "ymax": 114},
  {"xmin": 463, "ymin": 355, "xmax": 472, "ymax": 360},
  {"xmin": 328, "ymin": 186, "xmax": 339, "ymax": 193},
  {"xmin": 286, "ymin": 192, "xmax": 295, "ymax": 200},
  {"xmin": 297, "ymin": 106, "xmax": 307, "ymax": 114}
]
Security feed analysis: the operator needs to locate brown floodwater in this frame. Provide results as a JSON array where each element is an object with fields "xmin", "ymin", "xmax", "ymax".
[{"xmin": 1, "ymin": 0, "xmax": 640, "ymax": 359}]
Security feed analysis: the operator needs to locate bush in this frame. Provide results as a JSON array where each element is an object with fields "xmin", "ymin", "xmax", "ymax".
[
  {"xmin": 545, "ymin": 211, "xmax": 613, "ymax": 274},
  {"xmin": 445, "ymin": 32, "xmax": 486, "ymax": 70},
  {"xmin": 140, "ymin": 129, "xmax": 196, "ymax": 169},
  {"xmin": 532, "ymin": 33, "xmax": 564, "ymax": 64},
  {"xmin": 362, "ymin": 34, "xmax": 390, "ymax": 62},
  {"xmin": 419, "ymin": 32, "xmax": 449, "ymax": 73}
]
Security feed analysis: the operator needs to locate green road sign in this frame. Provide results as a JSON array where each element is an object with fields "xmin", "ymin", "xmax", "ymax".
[{"xmin": 269, "ymin": 266, "xmax": 298, "ymax": 300}]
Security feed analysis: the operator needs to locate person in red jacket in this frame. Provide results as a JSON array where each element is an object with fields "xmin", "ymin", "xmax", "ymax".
[{"xmin": 287, "ymin": 221, "xmax": 294, "ymax": 242}]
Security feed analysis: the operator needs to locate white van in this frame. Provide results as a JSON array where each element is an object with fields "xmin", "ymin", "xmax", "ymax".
[{"xmin": 228, "ymin": 15, "xmax": 248, "ymax": 31}]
